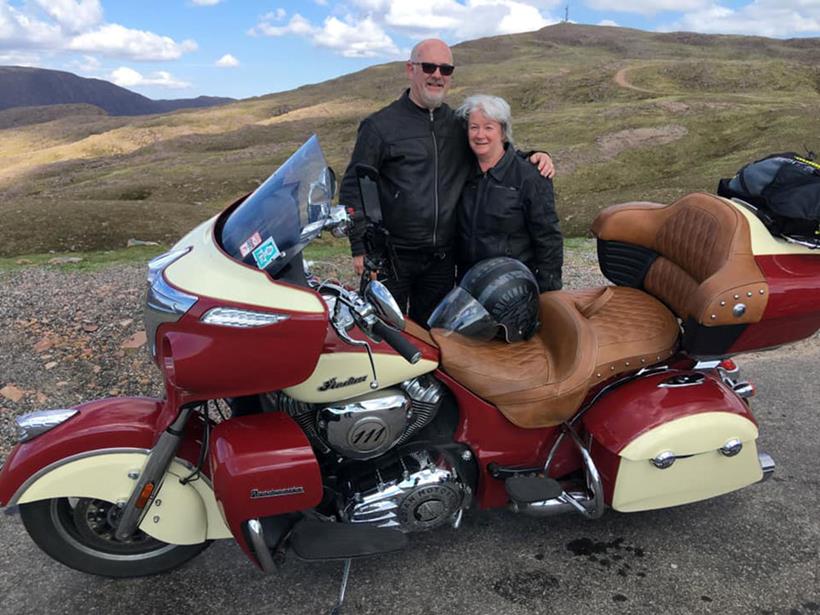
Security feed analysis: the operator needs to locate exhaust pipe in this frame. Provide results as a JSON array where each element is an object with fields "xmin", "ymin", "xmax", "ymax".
[
  {"xmin": 510, "ymin": 490, "xmax": 598, "ymax": 518},
  {"xmin": 758, "ymin": 451, "xmax": 775, "ymax": 482}
]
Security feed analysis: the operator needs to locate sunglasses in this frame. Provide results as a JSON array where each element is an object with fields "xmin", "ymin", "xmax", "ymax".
[{"xmin": 411, "ymin": 62, "xmax": 455, "ymax": 76}]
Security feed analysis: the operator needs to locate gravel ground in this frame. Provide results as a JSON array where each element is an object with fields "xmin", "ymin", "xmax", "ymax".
[{"xmin": 0, "ymin": 243, "xmax": 608, "ymax": 459}]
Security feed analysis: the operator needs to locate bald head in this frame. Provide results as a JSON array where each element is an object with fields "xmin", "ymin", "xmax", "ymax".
[
  {"xmin": 406, "ymin": 38, "xmax": 454, "ymax": 110},
  {"xmin": 410, "ymin": 39, "xmax": 452, "ymax": 64}
]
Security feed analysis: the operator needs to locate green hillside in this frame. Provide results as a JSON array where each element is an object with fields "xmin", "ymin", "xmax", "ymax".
[{"xmin": 1, "ymin": 23, "xmax": 818, "ymax": 256}]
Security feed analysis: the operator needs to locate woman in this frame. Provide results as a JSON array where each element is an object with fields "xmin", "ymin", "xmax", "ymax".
[{"xmin": 456, "ymin": 94, "xmax": 563, "ymax": 292}]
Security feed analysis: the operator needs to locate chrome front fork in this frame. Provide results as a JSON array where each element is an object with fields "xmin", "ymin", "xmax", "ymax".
[{"xmin": 114, "ymin": 406, "xmax": 194, "ymax": 541}]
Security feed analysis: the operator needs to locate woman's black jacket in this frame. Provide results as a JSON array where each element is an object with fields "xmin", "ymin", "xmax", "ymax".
[{"xmin": 458, "ymin": 145, "xmax": 563, "ymax": 292}]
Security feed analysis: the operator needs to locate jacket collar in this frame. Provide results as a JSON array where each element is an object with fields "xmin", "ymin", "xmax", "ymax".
[
  {"xmin": 474, "ymin": 143, "xmax": 516, "ymax": 181},
  {"xmin": 400, "ymin": 89, "xmax": 450, "ymax": 117}
]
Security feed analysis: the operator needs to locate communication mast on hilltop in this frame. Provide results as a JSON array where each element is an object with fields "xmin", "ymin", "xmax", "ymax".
[{"xmin": 563, "ymin": 4, "xmax": 569, "ymax": 22}]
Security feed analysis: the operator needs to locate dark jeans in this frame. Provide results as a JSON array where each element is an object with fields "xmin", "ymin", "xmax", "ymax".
[{"xmin": 365, "ymin": 248, "xmax": 455, "ymax": 328}]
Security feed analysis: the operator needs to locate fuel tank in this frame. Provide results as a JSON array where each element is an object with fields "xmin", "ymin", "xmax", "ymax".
[{"xmin": 282, "ymin": 325, "xmax": 439, "ymax": 403}]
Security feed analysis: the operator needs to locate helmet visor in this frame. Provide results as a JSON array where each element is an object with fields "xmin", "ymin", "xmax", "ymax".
[{"xmin": 426, "ymin": 286, "xmax": 499, "ymax": 341}]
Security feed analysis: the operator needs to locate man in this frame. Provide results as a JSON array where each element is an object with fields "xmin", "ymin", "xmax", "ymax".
[{"xmin": 339, "ymin": 38, "xmax": 553, "ymax": 326}]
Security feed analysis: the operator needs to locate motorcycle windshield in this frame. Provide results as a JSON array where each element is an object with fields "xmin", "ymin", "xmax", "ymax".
[
  {"xmin": 219, "ymin": 135, "xmax": 334, "ymax": 276},
  {"xmin": 426, "ymin": 286, "xmax": 499, "ymax": 341}
]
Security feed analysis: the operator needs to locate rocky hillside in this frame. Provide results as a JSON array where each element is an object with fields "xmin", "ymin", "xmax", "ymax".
[{"xmin": 0, "ymin": 23, "xmax": 818, "ymax": 256}]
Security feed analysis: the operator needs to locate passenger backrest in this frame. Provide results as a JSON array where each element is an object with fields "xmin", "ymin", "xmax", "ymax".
[{"xmin": 592, "ymin": 193, "xmax": 769, "ymax": 330}]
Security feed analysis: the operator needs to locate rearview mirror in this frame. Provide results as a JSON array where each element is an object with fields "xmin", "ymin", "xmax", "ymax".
[{"xmin": 364, "ymin": 280, "xmax": 405, "ymax": 331}]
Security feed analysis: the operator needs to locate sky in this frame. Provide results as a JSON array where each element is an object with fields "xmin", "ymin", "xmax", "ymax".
[{"xmin": 1, "ymin": 0, "xmax": 818, "ymax": 100}]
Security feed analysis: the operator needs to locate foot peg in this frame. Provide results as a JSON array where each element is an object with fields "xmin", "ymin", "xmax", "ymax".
[
  {"xmin": 505, "ymin": 475, "xmax": 563, "ymax": 503},
  {"xmin": 289, "ymin": 520, "xmax": 407, "ymax": 561}
]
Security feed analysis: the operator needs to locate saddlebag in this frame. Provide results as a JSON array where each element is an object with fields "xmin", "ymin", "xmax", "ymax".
[{"xmin": 583, "ymin": 370, "xmax": 763, "ymax": 512}]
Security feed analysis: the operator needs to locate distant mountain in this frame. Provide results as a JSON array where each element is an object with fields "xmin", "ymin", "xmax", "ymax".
[{"xmin": 0, "ymin": 66, "xmax": 235, "ymax": 116}]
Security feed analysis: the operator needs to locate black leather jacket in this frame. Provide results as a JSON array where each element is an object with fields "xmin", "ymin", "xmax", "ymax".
[
  {"xmin": 340, "ymin": 90, "xmax": 472, "ymax": 255},
  {"xmin": 458, "ymin": 145, "xmax": 563, "ymax": 292}
]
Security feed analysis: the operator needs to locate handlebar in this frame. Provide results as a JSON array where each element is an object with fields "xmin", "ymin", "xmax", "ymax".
[
  {"xmin": 317, "ymin": 281, "xmax": 421, "ymax": 365},
  {"xmin": 371, "ymin": 320, "xmax": 421, "ymax": 364}
]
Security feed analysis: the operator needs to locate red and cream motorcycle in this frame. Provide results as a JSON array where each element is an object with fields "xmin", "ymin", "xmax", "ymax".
[{"xmin": 1, "ymin": 137, "xmax": 818, "ymax": 608}]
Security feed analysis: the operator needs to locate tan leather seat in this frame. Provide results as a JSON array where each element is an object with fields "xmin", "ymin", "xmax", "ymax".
[
  {"xmin": 431, "ymin": 286, "xmax": 679, "ymax": 428},
  {"xmin": 592, "ymin": 192, "xmax": 769, "ymax": 326}
]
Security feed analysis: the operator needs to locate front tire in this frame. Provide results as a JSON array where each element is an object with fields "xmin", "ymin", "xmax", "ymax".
[{"xmin": 19, "ymin": 498, "xmax": 210, "ymax": 577}]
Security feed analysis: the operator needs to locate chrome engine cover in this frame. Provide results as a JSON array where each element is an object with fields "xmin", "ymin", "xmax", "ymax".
[
  {"xmin": 318, "ymin": 389, "xmax": 410, "ymax": 460},
  {"xmin": 317, "ymin": 376, "xmax": 445, "ymax": 460},
  {"xmin": 346, "ymin": 451, "xmax": 466, "ymax": 532}
]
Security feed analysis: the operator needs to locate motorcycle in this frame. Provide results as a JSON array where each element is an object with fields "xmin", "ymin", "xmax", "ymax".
[{"xmin": 1, "ymin": 136, "xmax": 818, "ymax": 612}]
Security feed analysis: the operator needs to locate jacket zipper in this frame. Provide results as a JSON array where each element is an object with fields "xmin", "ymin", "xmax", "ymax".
[
  {"xmin": 472, "ymin": 173, "xmax": 489, "ymax": 262},
  {"xmin": 430, "ymin": 109, "xmax": 439, "ymax": 248}
]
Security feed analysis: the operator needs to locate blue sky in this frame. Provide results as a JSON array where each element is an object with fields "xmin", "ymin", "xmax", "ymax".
[{"xmin": 1, "ymin": 0, "xmax": 818, "ymax": 100}]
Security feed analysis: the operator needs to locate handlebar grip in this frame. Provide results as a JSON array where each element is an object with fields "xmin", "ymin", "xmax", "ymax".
[{"xmin": 372, "ymin": 320, "xmax": 422, "ymax": 364}]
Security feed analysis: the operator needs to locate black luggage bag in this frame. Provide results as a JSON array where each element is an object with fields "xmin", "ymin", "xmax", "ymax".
[{"xmin": 717, "ymin": 152, "xmax": 820, "ymax": 239}]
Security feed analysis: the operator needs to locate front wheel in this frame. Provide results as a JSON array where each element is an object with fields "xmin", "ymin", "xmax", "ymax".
[{"xmin": 19, "ymin": 498, "xmax": 210, "ymax": 577}]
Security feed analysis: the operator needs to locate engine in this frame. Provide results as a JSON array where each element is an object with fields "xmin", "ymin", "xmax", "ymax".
[
  {"xmin": 264, "ymin": 376, "xmax": 467, "ymax": 533},
  {"xmin": 342, "ymin": 450, "xmax": 467, "ymax": 532},
  {"xmin": 273, "ymin": 375, "xmax": 445, "ymax": 461}
]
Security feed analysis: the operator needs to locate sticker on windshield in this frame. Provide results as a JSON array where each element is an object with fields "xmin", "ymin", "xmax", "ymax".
[
  {"xmin": 239, "ymin": 231, "xmax": 262, "ymax": 258},
  {"xmin": 252, "ymin": 236, "xmax": 281, "ymax": 270}
]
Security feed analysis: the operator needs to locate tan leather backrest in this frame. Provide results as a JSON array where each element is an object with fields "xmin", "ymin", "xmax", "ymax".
[
  {"xmin": 536, "ymin": 292, "xmax": 597, "ymax": 388},
  {"xmin": 592, "ymin": 193, "xmax": 769, "ymax": 326}
]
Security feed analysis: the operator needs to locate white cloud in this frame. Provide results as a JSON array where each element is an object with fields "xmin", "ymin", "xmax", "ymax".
[
  {"xmin": 584, "ymin": 0, "xmax": 712, "ymax": 15},
  {"xmin": 251, "ymin": 13, "xmax": 315, "ymax": 37},
  {"xmin": 0, "ymin": 49, "xmax": 40, "ymax": 65},
  {"xmin": 191, "ymin": 0, "xmax": 222, "ymax": 5},
  {"xmin": 0, "ymin": 1, "xmax": 197, "ymax": 61},
  {"xmin": 33, "ymin": 0, "xmax": 102, "ymax": 33},
  {"xmin": 251, "ymin": 13, "xmax": 400, "ymax": 57},
  {"xmin": 70, "ymin": 53, "xmax": 101, "ymax": 73},
  {"xmin": 259, "ymin": 9, "xmax": 287, "ymax": 21},
  {"xmin": 216, "ymin": 52, "xmax": 239, "ymax": 67},
  {"xmin": 110, "ymin": 66, "xmax": 191, "ymax": 89},
  {"xmin": 251, "ymin": 1, "xmax": 559, "ymax": 57},
  {"xmin": 598, "ymin": 19, "xmax": 620, "ymax": 26},
  {"xmin": 320, "ymin": 16, "xmax": 401, "ymax": 57},
  {"xmin": 68, "ymin": 24, "xmax": 197, "ymax": 60},
  {"xmin": 661, "ymin": 0, "xmax": 820, "ymax": 37},
  {"xmin": 0, "ymin": 1, "xmax": 63, "ymax": 46}
]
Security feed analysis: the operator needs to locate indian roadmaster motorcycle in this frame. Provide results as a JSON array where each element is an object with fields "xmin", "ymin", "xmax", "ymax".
[{"xmin": 2, "ymin": 136, "xmax": 819, "ymax": 611}]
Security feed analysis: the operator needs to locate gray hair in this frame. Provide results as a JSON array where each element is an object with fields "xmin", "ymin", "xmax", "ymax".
[{"xmin": 456, "ymin": 94, "xmax": 514, "ymax": 145}]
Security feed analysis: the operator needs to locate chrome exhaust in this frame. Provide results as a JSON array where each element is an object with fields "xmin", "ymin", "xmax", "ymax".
[
  {"xmin": 758, "ymin": 451, "xmax": 775, "ymax": 482},
  {"xmin": 510, "ymin": 490, "xmax": 597, "ymax": 517},
  {"xmin": 246, "ymin": 518, "xmax": 276, "ymax": 573}
]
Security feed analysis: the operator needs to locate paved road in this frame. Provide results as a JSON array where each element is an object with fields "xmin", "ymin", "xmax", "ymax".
[{"xmin": 1, "ymin": 348, "xmax": 818, "ymax": 615}]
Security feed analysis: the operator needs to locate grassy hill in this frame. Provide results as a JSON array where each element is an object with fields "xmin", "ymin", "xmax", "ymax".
[{"xmin": 1, "ymin": 23, "xmax": 818, "ymax": 257}]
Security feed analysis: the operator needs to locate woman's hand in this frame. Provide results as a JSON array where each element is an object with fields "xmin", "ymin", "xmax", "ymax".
[{"xmin": 529, "ymin": 152, "xmax": 555, "ymax": 179}]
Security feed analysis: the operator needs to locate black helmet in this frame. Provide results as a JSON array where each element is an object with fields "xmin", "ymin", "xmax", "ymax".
[{"xmin": 428, "ymin": 257, "xmax": 540, "ymax": 342}]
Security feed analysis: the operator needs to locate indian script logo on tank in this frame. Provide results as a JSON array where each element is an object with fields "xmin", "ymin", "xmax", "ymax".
[
  {"xmin": 250, "ymin": 486, "xmax": 305, "ymax": 499},
  {"xmin": 318, "ymin": 375, "xmax": 368, "ymax": 391}
]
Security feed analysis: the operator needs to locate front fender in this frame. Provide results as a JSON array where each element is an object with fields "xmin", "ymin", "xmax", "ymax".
[
  {"xmin": 0, "ymin": 397, "xmax": 162, "ymax": 506},
  {"xmin": 13, "ymin": 451, "xmax": 231, "ymax": 543},
  {"xmin": 0, "ymin": 396, "xmax": 233, "ymax": 543}
]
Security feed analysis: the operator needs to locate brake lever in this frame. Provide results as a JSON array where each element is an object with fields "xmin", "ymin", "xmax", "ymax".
[{"xmin": 325, "ymin": 286, "xmax": 380, "ymax": 389}]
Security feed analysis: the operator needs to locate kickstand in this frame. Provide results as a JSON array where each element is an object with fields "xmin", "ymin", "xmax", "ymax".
[{"xmin": 329, "ymin": 558, "xmax": 352, "ymax": 615}]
